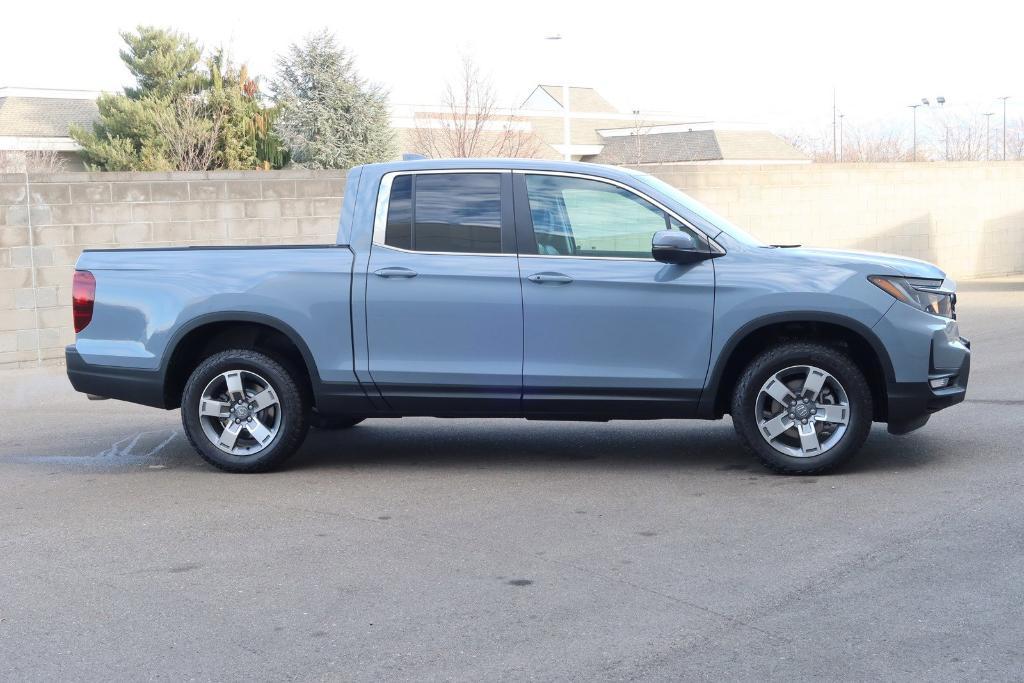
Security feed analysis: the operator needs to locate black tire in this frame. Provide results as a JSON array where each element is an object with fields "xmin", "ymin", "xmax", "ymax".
[
  {"xmin": 731, "ymin": 341, "xmax": 872, "ymax": 475},
  {"xmin": 309, "ymin": 414, "xmax": 365, "ymax": 430},
  {"xmin": 181, "ymin": 349, "xmax": 309, "ymax": 473}
]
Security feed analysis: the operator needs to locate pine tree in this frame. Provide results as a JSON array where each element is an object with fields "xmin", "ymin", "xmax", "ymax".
[
  {"xmin": 71, "ymin": 27, "xmax": 285, "ymax": 171},
  {"xmin": 271, "ymin": 31, "xmax": 394, "ymax": 169}
]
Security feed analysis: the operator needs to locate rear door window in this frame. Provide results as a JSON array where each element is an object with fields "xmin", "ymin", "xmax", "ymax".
[{"xmin": 384, "ymin": 173, "xmax": 502, "ymax": 254}]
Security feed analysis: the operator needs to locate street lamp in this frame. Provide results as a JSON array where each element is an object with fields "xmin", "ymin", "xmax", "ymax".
[
  {"xmin": 909, "ymin": 104, "xmax": 922, "ymax": 161},
  {"xmin": 983, "ymin": 112, "xmax": 995, "ymax": 160},
  {"xmin": 838, "ymin": 113, "xmax": 845, "ymax": 162},
  {"xmin": 999, "ymin": 96, "xmax": 1011, "ymax": 161},
  {"xmin": 544, "ymin": 34, "xmax": 572, "ymax": 161},
  {"xmin": 920, "ymin": 96, "xmax": 947, "ymax": 160},
  {"xmin": 936, "ymin": 96, "xmax": 948, "ymax": 161}
]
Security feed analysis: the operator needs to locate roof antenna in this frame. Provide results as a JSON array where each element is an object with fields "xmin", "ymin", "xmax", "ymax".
[{"xmin": 402, "ymin": 153, "xmax": 427, "ymax": 161}]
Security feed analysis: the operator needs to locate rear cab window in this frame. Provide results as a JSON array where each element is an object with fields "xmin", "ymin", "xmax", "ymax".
[{"xmin": 383, "ymin": 173, "xmax": 503, "ymax": 254}]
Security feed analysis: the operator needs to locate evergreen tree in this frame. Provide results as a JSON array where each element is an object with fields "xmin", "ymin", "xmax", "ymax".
[
  {"xmin": 271, "ymin": 31, "xmax": 394, "ymax": 169},
  {"xmin": 72, "ymin": 27, "xmax": 285, "ymax": 171}
]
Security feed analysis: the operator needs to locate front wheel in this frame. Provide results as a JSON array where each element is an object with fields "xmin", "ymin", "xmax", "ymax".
[
  {"xmin": 731, "ymin": 342, "xmax": 873, "ymax": 474},
  {"xmin": 181, "ymin": 349, "xmax": 309, "ymax": 473}
]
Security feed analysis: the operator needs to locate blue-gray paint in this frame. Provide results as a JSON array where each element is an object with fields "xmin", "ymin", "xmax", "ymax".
[{"xmin": 70, "ymin": 158, "xmax": 969, "ymax": 423}]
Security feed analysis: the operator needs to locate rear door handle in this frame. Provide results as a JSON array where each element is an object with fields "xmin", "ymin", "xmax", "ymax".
[
  {"xmin": 527, "ymin": 272, "xmax": 573, "ymax": 284},
  {"xmin": 373, "ymin": 267, "xmax": 418, "ymax": 279}
]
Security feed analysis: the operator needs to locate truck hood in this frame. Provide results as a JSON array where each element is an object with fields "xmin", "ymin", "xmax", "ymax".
[{"xmin": 783, "ymin": 247, "xmax": 947, "ymax": 280}]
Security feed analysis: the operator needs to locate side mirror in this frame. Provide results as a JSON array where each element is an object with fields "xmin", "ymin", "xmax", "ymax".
[{"xmin": 652, "ymin": 230, "xmax": 717, "ymax": 265}]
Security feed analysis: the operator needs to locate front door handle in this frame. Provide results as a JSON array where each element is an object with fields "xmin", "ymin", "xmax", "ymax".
[
  {"xmin": 373, "ymin": 267, "xmax": 418, "ymax": 279},
  {"xmin": 527, "ymin": 272, "xmax": 574, "ymax": 284}
]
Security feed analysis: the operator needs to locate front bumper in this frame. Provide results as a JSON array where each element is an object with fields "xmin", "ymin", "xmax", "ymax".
[
  {"xmin": 66, "ymin": 346, "xmax": 167, "ymax": 408},
  {"xmin": 886, "ymin": 336, "xmax": 970, "ymax": 434}
]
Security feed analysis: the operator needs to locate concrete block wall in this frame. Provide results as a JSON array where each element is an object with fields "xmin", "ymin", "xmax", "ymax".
[
  {"xmin": 0, "ymin": 170, "xmax": 344, "ymax": 369},
  {"xmin": 643, "ymin": 162, "xmax": 1024, "ymax": 279},
  {"xmin": 1, "ymin": 163, "xmax": 1022, "ymax": 370}
]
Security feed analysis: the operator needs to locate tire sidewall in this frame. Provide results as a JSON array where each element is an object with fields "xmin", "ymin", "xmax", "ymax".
[
  {"xmin": 732, "ymin": 343, "xmax": 873, "ymax": 474},
  {"xmin": 181, "ymin": 350, "xmax": 308, "ymax": 473}
]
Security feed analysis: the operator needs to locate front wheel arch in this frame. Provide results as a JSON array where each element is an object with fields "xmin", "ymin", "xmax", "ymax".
[{"xmin": 705, "ymin": 316, "xmax": 892, "ymax": 422}]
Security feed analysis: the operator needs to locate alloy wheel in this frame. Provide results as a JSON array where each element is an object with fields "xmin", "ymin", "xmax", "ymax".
[
  {"xmin": 198, "ymin": 369, "xmax": 283, "ymax": 456},
  {"xmin": 754, "ymin": 364, "xmax": 851, "ymax": 458}
]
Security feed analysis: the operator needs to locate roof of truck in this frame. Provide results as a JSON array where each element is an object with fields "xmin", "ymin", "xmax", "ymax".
[{"xmin": 357, "ymin": 157, "xmax": 638, "ymax": 178}]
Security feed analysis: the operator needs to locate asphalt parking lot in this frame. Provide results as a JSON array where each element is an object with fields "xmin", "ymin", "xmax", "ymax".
[{"xmin": 2, "ymin": 277, "xmax": 1023, "ymax": 681}]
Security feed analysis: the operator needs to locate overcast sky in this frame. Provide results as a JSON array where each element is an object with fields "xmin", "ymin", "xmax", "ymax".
[{"xmin": 3, "ymin": 0, "xmax": 1022, "ymax": 133}]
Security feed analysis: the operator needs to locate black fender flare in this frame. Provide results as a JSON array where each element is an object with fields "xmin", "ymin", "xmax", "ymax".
[{"xmin": 160, "ymin": 311, "xmax": 324, "ymax": 405}]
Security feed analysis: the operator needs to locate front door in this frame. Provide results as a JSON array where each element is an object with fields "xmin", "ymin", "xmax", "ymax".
[
  {"xmin": 514, "ymin": 172, "xmax": 716, "ymax": 417},
  {"xmin": 365, "ymin": 171, "xmax": 522, "ymax": 414}
]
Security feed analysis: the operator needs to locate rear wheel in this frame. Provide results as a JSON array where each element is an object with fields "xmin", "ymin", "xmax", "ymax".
[
  {"xmin": 731, "ymin": 342, "xmax": 872, "ymax": 474},
  {"xmin": 181, "ymin": 349, "xmax": 309, "ymax": 473}
]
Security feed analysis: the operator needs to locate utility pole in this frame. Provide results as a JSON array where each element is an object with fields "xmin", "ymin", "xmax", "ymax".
[
  {"xmin": 983, "ymin": 112, "xmax": 994, "ymax": 160},
  {"xmin": 999, "ymin": 96, "xmax": 1011, "ymax": 160}
]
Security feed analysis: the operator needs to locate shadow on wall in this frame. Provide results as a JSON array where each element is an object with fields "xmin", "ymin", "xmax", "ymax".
[
  {"xmin": 851, "ymin": 214, "xmax": 938, "ymax": 265},
  {"xmin": 977, "ymin": 210, "xmax": 1024, "ymax": 278}
]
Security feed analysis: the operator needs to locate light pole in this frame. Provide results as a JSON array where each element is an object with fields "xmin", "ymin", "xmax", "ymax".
[
  {"xmin": 909, "ymin": 104, "xmax": 922, "ymax": 161},
  {"xmin": 832, "ymin": 89, "xmax": 837, "ymax": 162},
  {"xmin": 999, "ymin": 96, "xmax": 1011, "ymax": 160},
  {"xmin": 838, "ymin": 113, "xmax": 845, "ymax": 162},
  {"xmin": 983, "ymin": 112, "xmax": 994, "ymax": 160},
  {"xmin": 921, "ymin": 96, "xmax": 947, "ymax": 160},
  {"xmin": 545, "ymin": 34, "xmax": 572, "ymax": 161}
]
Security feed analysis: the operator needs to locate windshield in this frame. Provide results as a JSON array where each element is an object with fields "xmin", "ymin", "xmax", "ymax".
[{"xmin": 631, "ymin": 172, "xmax": 768, "ymax": 247}]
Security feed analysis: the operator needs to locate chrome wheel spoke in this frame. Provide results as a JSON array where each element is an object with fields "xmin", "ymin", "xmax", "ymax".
[
  {"xmin": 763, "ymin": 376, "xmax": 795, "ymax": 405},
  {"xmin": 814, "ymin": 404, "xmax": 849, "ymax": 425},
  {"xmin": 218, "ymin": 421, "xmax": 243, "ymax": 450},
  {"xmin": 760, "ymin": 412, "xmax": 794, "ymax": 441},
  {"xmin": 245, "ymin": 417, "xmax": 274, "ymax": 446},
  {"xmin": 200, "ymin": 399, "xmax": 231, "ymax": 417},
  {"xmin": 250, "ymin": 388, "xmax": 279, "ymax": 412},
  {"xmin": 797, "ymin": 422, "xmax": 821, "ymax": 455},
  {"xmin": 224, "ymin": 371, "xmax": 245, "ymax": 400},
  {"xmin": 801, "ymin": 367, "xmax": 828, "ymax": 400}
]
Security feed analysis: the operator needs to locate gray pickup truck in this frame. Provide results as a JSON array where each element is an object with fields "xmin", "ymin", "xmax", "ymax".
[{"xmin": 67, "ymin": 159, "xmax": 970, "ymax": 473}]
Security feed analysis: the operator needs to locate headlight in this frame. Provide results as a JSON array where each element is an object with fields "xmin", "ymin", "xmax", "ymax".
[{"xmin": 868, "ymin": 275, "xmax": 954, "ymax": 318}]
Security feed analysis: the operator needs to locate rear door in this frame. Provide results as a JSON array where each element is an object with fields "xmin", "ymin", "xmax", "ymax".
[
  {"xmin": 365, "ymin": 171, "xmax": 522, "ymax": 414},
  {"xmin": 513, "ymin": 171, "xmax": 716, "ymax": 417}
]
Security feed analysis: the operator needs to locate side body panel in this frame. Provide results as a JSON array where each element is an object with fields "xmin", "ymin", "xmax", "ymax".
[
  {"xmin": 364, "ymin": 248, "xmax": 524, "ymax": 412},
  {"xmin": 699, "ymin": 240, "xmax": 901, "ymax": 415},
  {"xmin": 72, "ymin": 246, "xmax": 367, "ymax": 409},
  {"xmin": 361, "ymin": 170, "xmax": 523, "ymax": 414}
]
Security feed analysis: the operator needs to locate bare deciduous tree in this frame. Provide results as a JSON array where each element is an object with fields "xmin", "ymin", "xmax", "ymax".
[
  {"xmin": 154, "ymin": 96, "xmax": 224, "ymax": 171},
  {"xmin": 0, "ymin": 150, "xmax": 69, "ymax": 174},
  {"xmin": 412, "ymin": 56, "xmax": 542, "ymax": 159},
  {"xmin": 1003, "ymin": 116, "xmax": 1024, "ymax": 160},
  {"xmin": 784, "ymin": 124, "xmax": 912, "ymax": 162}
]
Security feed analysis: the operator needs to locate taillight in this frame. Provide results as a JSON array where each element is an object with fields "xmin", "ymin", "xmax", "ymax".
[{"xmin": 72, "ymin": 270, "xmax": 96, "ymax": 333}]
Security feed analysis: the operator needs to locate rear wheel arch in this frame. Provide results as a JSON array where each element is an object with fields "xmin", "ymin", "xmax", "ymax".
[
  {"xmin": 706, "ymin": 313, "xmax": 893, "ymax": 421},
  {"xmin": 162, "ymin": 313, "xmax": 319, "ymax": 410}
]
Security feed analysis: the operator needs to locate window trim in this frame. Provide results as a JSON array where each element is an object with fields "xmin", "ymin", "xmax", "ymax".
[
  {"xmin": 514, "ymin": 169, "xmax": 725, "ymax": 261},
  {"xmin": 372, "ymin": 169, "xmax": 515, "ymax": 258}
]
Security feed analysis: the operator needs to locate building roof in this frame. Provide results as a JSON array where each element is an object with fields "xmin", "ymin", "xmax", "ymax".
[
  {"xmin": 585, "ymin": 129, "xmax": 808, "ymax": 164},
  {"xmin": 0, "ymin": 91, "xmax": 99, "ymax": 137},
  {"xmin": 524, "ymin": 85, "xmax": 619, "ymax": 113},
  {"xmin": 713, "ymin": 130, "xmax": 807, "ymax": 161}
]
